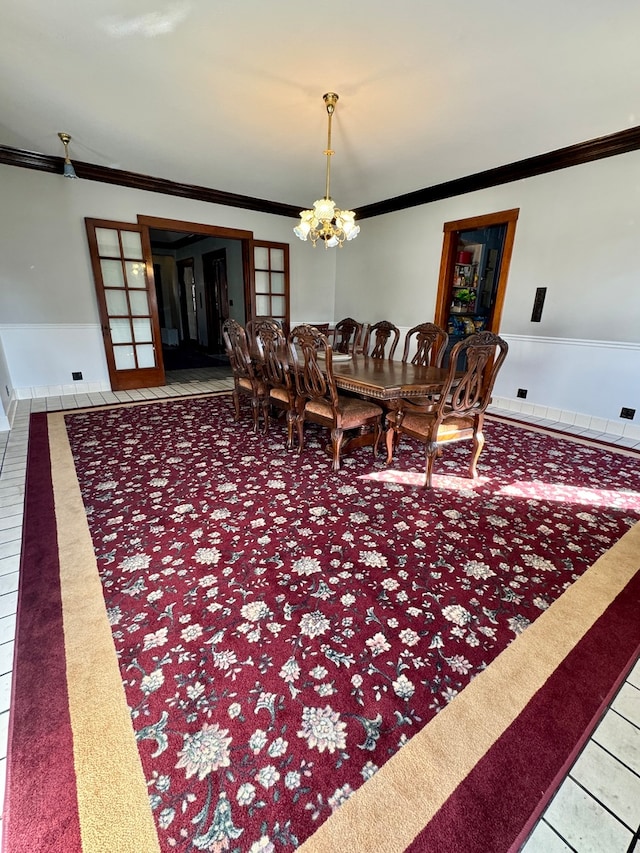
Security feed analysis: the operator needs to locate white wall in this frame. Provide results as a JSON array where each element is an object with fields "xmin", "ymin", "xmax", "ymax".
[
  {"xmin": 335, "ymin": 150, "xmax": 640, "ymax": 424},
  {"xmin": 0, "ymin": 165, "xmax": 336, "ymax": 408},
  {"xmin": 2, "ymin": 152, "xmax": 640, "ymax": 428}
]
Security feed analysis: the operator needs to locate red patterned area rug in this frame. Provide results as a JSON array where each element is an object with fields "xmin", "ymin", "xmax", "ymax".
[{"xmin": 5, "ymin": 394, "xmax": 640, "ymax": 853}]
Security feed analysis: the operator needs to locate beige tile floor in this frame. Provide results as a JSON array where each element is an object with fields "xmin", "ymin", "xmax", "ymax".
[{"xmin": 0, "ymin": 371, "xmax": 639, "ymax": 852}]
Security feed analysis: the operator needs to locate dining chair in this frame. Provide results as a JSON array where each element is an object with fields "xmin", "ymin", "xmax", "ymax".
[
  {"xmin": 363, "ymin": 320, "xmax": 400, "ymax": 359},
  {"xmin": 306, "ymin": 323, "xmax": 331, "ymax": 335},
  {"xmin": 385, "ymin": 331, "xmax": 509, "ymax": 487},
  {"xmin": 402, "ymin": 323, "xmax": 449, "ymax": 367},
  {"xmin": 289, "ymin": 324, "xmax": 384, "ymax": 471},
  {"xmin": 222, "ymin": 318, "xmax": 269, "ymax": 433},
  {"xmin": 331, "ymin": 317, "xmax": 364, "ymax": 354},
  {"xmin": 253, "ymin": 318, "xmax": 297, "ymax": 449}
]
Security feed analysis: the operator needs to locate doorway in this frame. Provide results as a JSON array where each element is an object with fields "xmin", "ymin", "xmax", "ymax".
[
  {"xmin": 434, "ymin": 208, "xmax": 519, "ymax": 362},
  {"xmin": 144, "ymin": 220, "xmax": 248, "ymax": 376}
]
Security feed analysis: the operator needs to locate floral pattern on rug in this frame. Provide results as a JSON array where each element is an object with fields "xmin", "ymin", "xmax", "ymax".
[{"xmin": 64, "ymin": 397, "xmax": 640, "ymax": 852}]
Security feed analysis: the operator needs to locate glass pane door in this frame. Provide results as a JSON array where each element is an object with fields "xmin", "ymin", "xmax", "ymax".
[
  {"xmin": 251, "ymin": 241, "xmax": 290, "ymax": 332},
  {"xmin": 86, "ymin": 219, "xmax": 165, "ymax": 390}
]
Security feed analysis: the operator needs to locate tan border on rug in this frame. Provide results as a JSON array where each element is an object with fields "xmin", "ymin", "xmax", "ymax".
[
  {"xmin": 298, "ymin": 521, "xmax": 640, "ymax": 853},
  {"xmin": 49, "ymin": 412, "xmax": 161, "ymax": 853}
]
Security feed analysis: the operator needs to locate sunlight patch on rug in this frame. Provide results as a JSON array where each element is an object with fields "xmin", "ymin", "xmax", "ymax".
[
  {"xmin": 360, "ymin": 468, "xmax": 490, "ymax": 491},
  {"xmin": 496, "ymin": 480, "xmax": 640, "ymax": 509}
]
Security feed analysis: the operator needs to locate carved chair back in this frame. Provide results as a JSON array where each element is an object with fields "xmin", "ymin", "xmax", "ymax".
[
  {"xmin": 222, "ymin": 318, "xmax": 256, "ymax": 382},
  {"xmin": 402, "ymin": 323, "xmax": 449, "ymax": 367},
  {"xmin": 289, "ymin": 324, "xmax": 339, "ymax": 409},
  {"xmin": 364, "ymin": 320, "xmax": 400, "ymax": 359},
  {"xmin": 438, "ymin": 331, "xmax": 508, "ymax": 419},
  {"xmin": 246, "ymin": 317, "xmax": 282, "ymax": 357},
  {"xmin": 254, "ymin": 319, "xmax": 292, "ymax": 392},
  {"xmin": 332, "ymin": 317, "xmax": 363, "ymax": 354}
]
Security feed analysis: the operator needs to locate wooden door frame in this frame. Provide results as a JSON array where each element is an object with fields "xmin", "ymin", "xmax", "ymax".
[
  {"xmin": 434, "ymin": 208, "xmax": 519, "ymax": 332},
  {"xmin": 138, "ymin": 214, "xmax": 254, "ymax": 326}
]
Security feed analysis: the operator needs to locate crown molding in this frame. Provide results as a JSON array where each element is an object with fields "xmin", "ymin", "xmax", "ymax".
[
  {"xmin": 0, "ymin": 146, "xmax": 300, "ymax": 219},
  {"xmin": 355, "ymin": 125, "xmax": 640, "ymax": 219},
  {"xmin": 3, "ymin": 124, "xmax": 640, "ymax": 221}
]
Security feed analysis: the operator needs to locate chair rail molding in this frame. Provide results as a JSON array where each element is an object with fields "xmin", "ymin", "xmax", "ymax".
[{"xmin": 499, "ymin": 333, "xmax": 640, "ymax": 351}]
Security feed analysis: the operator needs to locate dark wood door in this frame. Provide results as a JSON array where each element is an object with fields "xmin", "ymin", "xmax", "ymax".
[
  {"xmin": 202, "ymin": 249, "xmax": 229, "ymax": 353},
  {"xmin": 177, "ymin": 258, "xmax": 198, "ymax": 344}
]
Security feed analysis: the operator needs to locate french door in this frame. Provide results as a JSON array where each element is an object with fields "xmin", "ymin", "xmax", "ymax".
[
  {"xmin": 85, "ymin": 219, "xmax": 165, "ymax": 390},
  {"xmin": 248, "ymin": 240, "xmax": 290, "ymax": 334}
]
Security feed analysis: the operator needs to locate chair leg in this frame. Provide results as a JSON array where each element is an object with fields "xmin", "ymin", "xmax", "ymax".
[
  {"xmin": 385, "ymin": 425, "xmax": 396, "ymax": 464},
  {"xmin": 232, "ymin": 390, "xmax": 241, "ymax": 422},
  {"xmin": 295, "ymin": 413, "xmax": 305, "ymax": 455},
  {"xmin": 372, "ymin": 418, "xmax": 382, "ymax": 457},
  {"xmin": 330, "ymin": 427, "xmax": 344, "ymax": 471},
  {"xmin": 424, "ymin": 443, "xmax": 438, "ymax": 488},
  {"xmin": 469, "ymin": 430, "xmax": 485, "ymax": 479},
  {"xmin": 250, "ymin": 398, "xmax": 260, "ymax": 433},
  {"xmin": 261, "ymin": 398, "xmax": 270, "ymax": 435},
  {"xmin": 285, "ymin": 411, "xmax": 296, "ymax": 450}
]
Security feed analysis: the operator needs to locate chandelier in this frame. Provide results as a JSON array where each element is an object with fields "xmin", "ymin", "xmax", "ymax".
[
  {"xmin": 58, "ymin": 132, "xmax": 78, "ymax": 179},
  {"xmin": 294, "ymin": 92, "xmax": 360, "ymax": 248}
]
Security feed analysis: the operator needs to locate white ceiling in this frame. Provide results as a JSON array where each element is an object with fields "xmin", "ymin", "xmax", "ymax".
[{"xmin": 2, "ymin": 1, "xmax": 640, "ymax": 211}]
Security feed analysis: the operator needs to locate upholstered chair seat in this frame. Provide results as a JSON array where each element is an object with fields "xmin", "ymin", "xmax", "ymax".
[{"xmin": 304, "ymin": 395, "xmax": 383, "ymax": 428}]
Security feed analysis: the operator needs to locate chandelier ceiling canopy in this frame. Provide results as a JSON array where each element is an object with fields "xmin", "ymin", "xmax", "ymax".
[{"xmin": 294, "ymin": 93, "xmax": 360, "ymax": 249}]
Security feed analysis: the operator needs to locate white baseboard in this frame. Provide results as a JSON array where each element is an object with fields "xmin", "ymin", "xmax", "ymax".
[
  {"xmin": 490, "ymin": 396, "xmax": 640, "ymax": 441},
  {"xmin": 13, "ymin": 379, "xmax": 111, "ymax": 400}
]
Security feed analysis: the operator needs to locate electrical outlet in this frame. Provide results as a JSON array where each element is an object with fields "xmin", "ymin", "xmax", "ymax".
[
  {"xmin": 72, "ymin": 371, "xmax": 83, "ymax": 381},
  {"xmin": 620, "ymin": 407, "xmax": 636, "ymax": 420},
  {"xmin": 517, "ymin": 388, "xmax": 528, "ymax": 399}
]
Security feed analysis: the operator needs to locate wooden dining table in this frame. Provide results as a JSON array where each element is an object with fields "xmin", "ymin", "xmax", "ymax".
[{"xmin": 327, "ymin": 353, "xmax": 452, "ymax": 402}]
